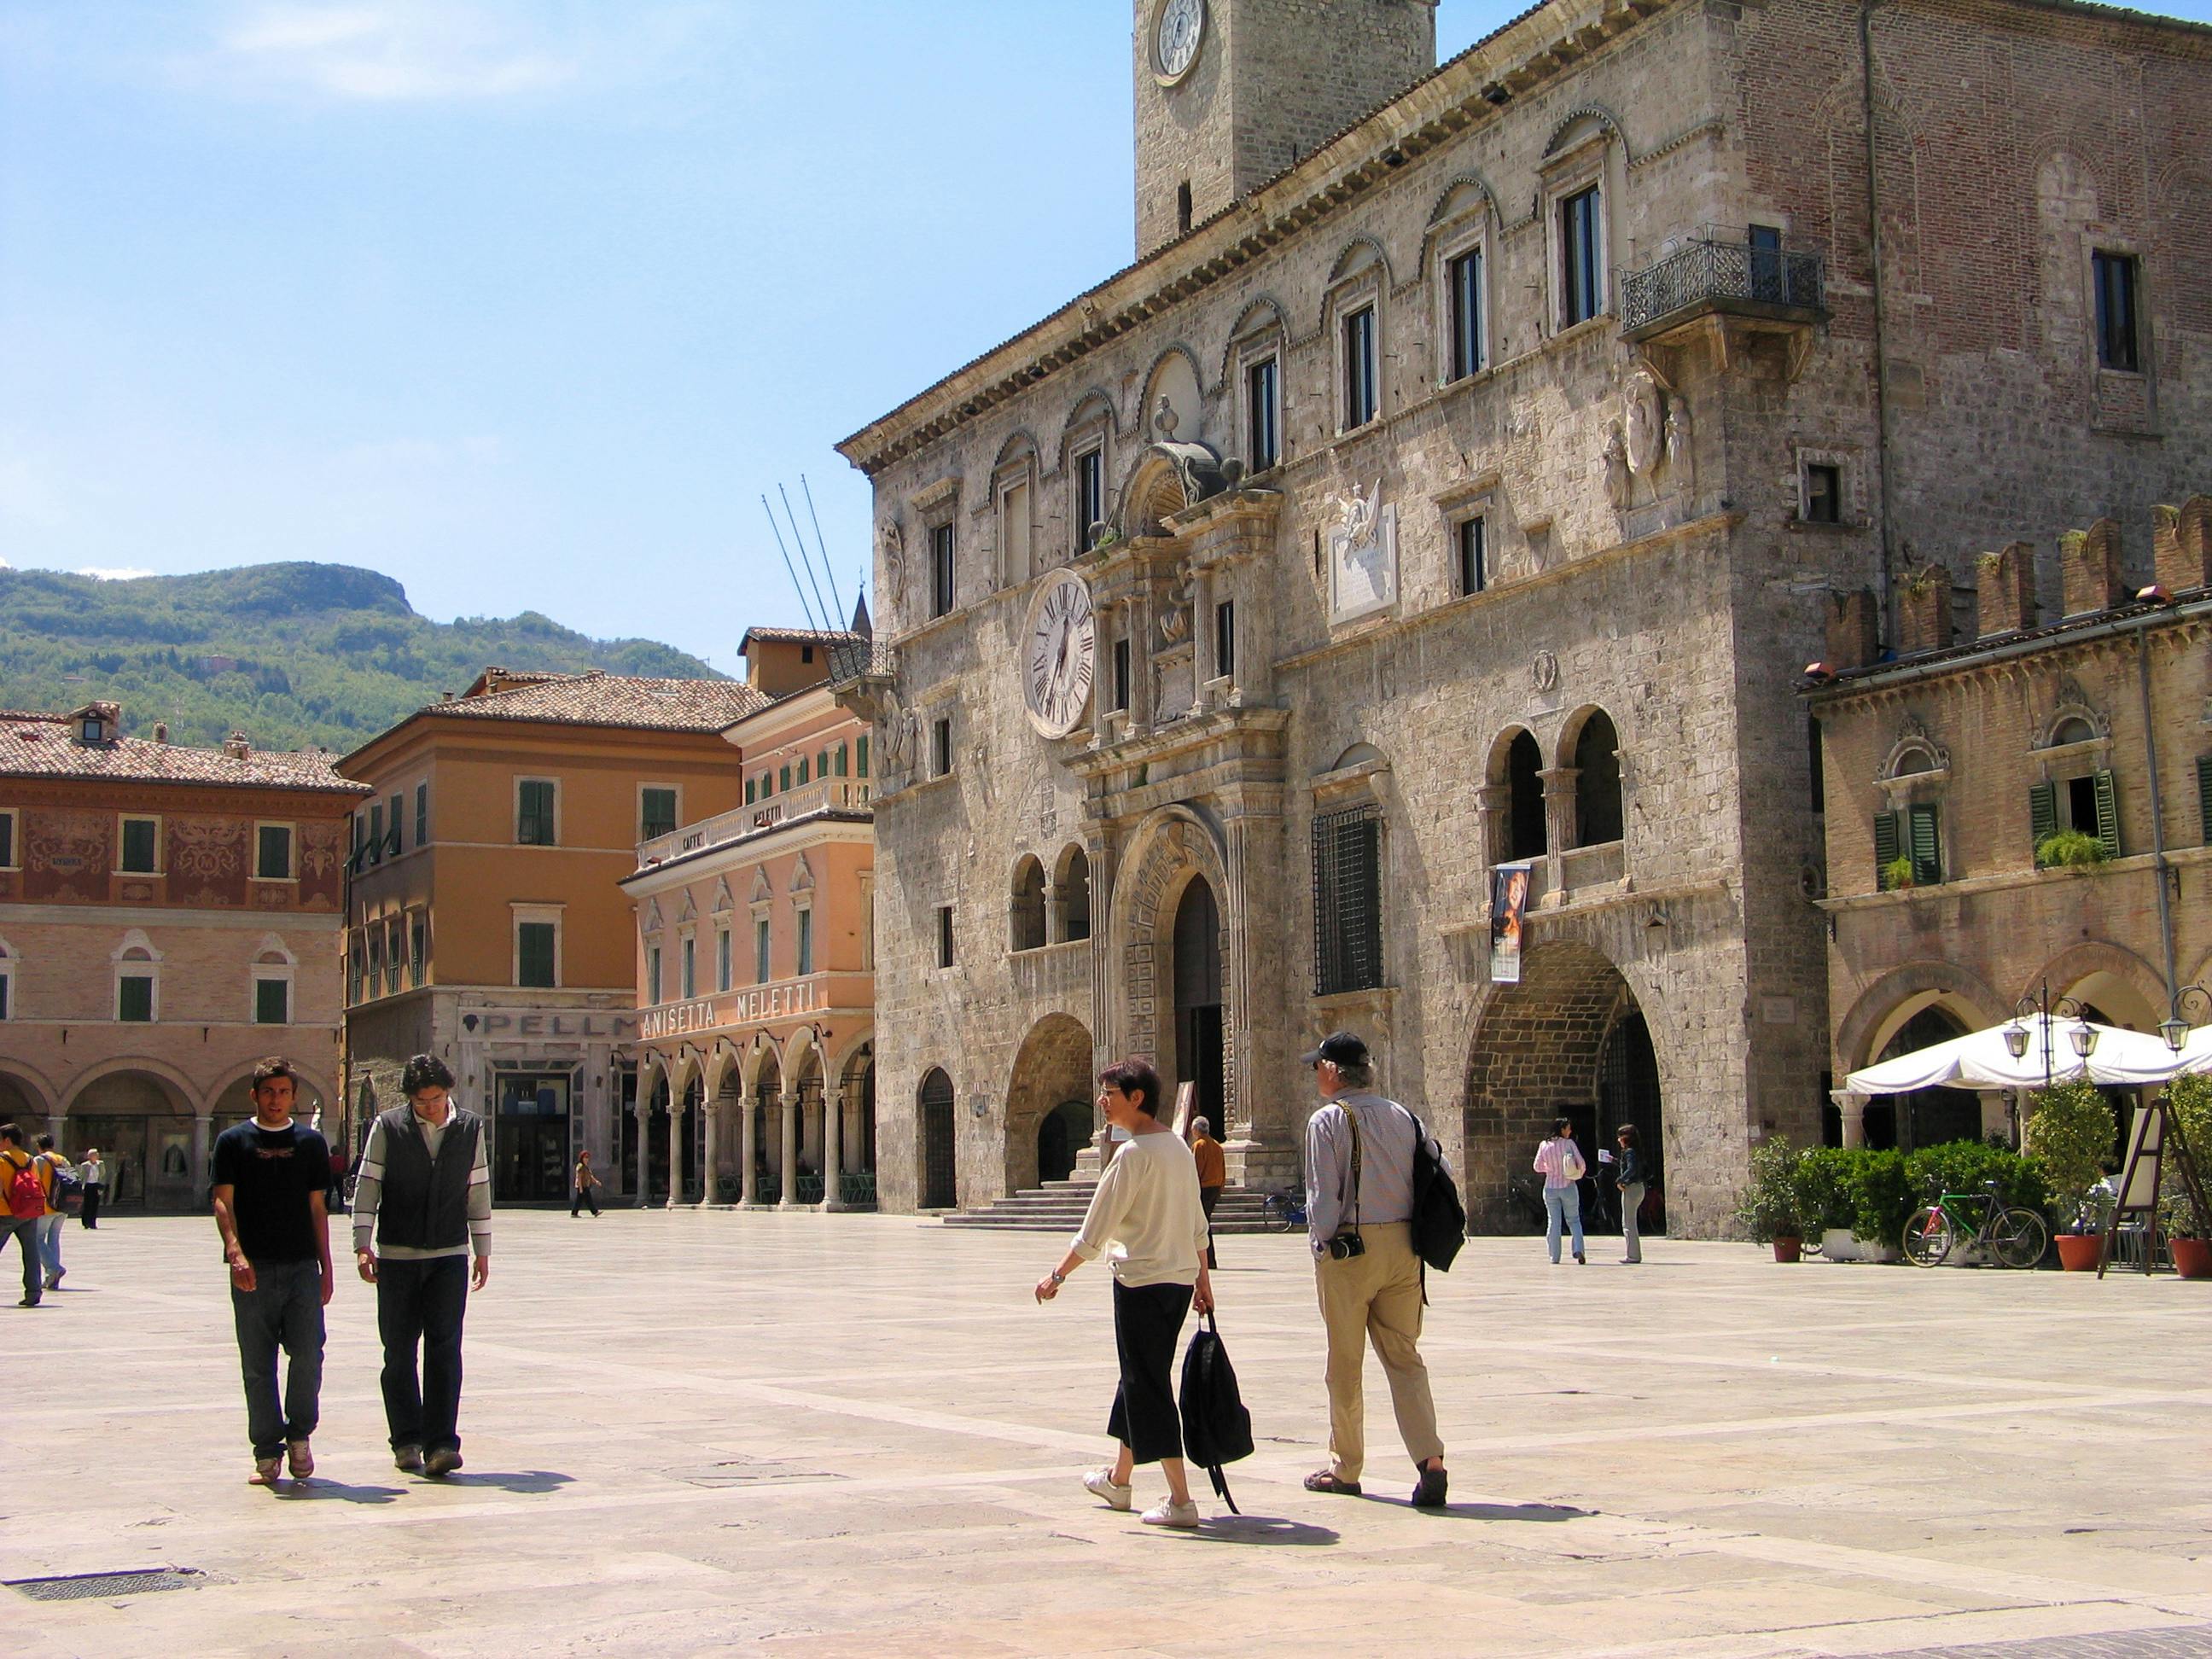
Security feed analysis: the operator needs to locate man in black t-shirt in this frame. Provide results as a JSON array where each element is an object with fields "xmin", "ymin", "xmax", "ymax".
[{"xmin": 211, "ymin": 1057, "xmax": 333, "ymax": 1486}]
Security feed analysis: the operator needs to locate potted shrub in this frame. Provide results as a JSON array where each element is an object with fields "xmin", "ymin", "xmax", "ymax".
[
  {"xmin": 1735, "ymin": 1135, "xmax": 1806, "ymax": 1261},
  {"xmin": 1846, "ymin": 1148, "xmax": 1914, "ymax": 1262},
  {"xmin": 2027, "ymin": 1080, "xmax": 2117, "ymax": 1270},
  {"xmin": 2162, "ymin": 1076, "xmax": 2212, "ymax": 1278},
  {"xmin": 2034, "ymin": 829, "xmax": 2110, "ymax": 870},
  {"xmin": 1795, "ymin": 1146, "xmax": 1859, "ymax": 1259},
  {"xmin": 1879, "ymin": 856, "xmax": 1916, "ymax": 893}
]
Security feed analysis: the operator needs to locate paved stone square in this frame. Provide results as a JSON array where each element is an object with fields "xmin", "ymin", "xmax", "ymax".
[{"xmin": 8, "ymin": 1213, "xmax": 2212, "ymax": 1657}]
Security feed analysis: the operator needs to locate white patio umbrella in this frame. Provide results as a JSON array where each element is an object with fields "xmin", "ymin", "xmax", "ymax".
[{"xmin": 1843, "ymin": 1013, "xmax": 2188, "ymax": 1094}]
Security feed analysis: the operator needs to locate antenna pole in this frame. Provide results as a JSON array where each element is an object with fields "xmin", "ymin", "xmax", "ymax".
[
  {"xmin": 762, "ymin": 494, "xmax": 825, "ymax": 633},
  {"xmin": 778, "ymin": 481, "xmax": 836, "ymax": 638},
  {"xmin": 800, "ymin": 474, "xmax": 845, "ymax": 622}
]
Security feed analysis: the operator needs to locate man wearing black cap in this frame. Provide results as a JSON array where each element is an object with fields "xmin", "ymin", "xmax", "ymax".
[{"xmin": 1298, "ymin": 1031, "xmax": 1448, "ymax": 1509}]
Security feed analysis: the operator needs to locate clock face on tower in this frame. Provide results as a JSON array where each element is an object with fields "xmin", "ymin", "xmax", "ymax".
[
  {"xmin": 1022, "ymin": 569, "xmax": 1097, "ymax": 740},
  {"xmin": 1154, "ymin": 0, "xmax": 1205, "ymax": 83}
]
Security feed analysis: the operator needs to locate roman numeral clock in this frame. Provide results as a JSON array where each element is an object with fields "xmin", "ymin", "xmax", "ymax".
[{"xmin": 1022, "ymin": 569, "xmax": 1097, "ymax": 740}]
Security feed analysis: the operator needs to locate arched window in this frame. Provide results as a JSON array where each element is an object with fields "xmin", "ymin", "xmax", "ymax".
[
  {"xmin": 1057, "ymin": 845, "xmax": 1091, "ymax": 942},
  {"xmin": 1010, "ymin": 857, "xmax": 1047, "ymax": 952},
  {"xmin": 1573, "ymin": 711, "xmax": 1623, "ymax": 847},
  {"xmin": 917, "ymin": 1068, "xmax": 957, "ymax": 1209},
  {"xmin": 1505, "ymin": 731, "xmax": 1546, "ymax": 860}
]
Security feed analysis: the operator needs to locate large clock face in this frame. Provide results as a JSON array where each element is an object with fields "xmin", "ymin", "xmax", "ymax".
[
  {"xmin": 1155, "ymin": 0, "xmax": 1205, "ymax": 81},
  {"xmin": 1023, "ymin": 570, "xmax": 1097, "ymax": 740}
]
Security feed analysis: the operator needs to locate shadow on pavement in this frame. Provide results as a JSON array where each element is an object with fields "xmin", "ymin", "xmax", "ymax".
[
  {"xmin": 276, "ymin": 1481, "xmax": 405, "ymax": 1505},
  {"xmin": 1417, "ymin": 1500, "xmax": 1592, "ymax": 1522},
  {"xmin": 1188, "ymin": 1515, "xmax": 1338, "ymax": 1545},
  {"xmin": 436, "ymin": 1470, "xmax": 575, "ymax": 1494}
]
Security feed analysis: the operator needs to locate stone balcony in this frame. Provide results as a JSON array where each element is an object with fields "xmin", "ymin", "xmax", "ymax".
[
  {"xmin": 637, "ymin": 777, "xmax": 872, "ymax": 867},
  {"xmin": 1621, "ymin": 238, "xmax": 1825, "ymax": 343}
]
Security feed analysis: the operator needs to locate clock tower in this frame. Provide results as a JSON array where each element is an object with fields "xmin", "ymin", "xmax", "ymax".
[{"xmin": 1133, "ymin": 0, "xmax": 1438, "ymax": 258}]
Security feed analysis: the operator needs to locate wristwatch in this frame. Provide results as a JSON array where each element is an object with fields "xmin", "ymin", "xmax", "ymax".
[{"xmin": 1048, "ymin": 1269, "xmax": 1066, "ymax": 1286}]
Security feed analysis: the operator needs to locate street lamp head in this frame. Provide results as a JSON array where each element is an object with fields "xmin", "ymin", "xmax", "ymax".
[
  {"xmin": 2003, "ymin": 1020, "xmax": 2031, "ymax": 1061},
  {"xmin": 2162, "ymin": 1015, "xmax": 2191, "ymax": 1053},
  {"xmin": 2069, "ymin": 1022, "xmax": 2098, "ymax": 1059}
]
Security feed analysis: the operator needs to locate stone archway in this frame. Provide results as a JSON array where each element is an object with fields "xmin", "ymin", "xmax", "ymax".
[
  {"xmin": 65, "ymin": 1068, "xmax": 198, "ymax": 1213},
  {"xmin": 1463, "ymin": 940, "xmax": 1667, "ymax": 1233},
  {"xmin": 917, "ymin": 1068, "xmax": 957, "ymax": 1210},
  {"xmin": 1005, "ymin": 1013, "xmax": 1094, "ymax": 1195},
  {"xmin": 1107, "ymin": 806, "xmax": 1235, "ymax": 1130}
]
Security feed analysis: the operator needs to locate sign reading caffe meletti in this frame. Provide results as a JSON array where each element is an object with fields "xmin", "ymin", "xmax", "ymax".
[{"xmin": 635, "ymin": 979, "xmax": 825, "ymax": 1043}]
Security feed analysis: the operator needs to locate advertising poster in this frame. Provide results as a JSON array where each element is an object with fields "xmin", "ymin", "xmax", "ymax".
[{"xmin": 1491, "ymin": 860, "xmax": 1534, "ymax": 984}]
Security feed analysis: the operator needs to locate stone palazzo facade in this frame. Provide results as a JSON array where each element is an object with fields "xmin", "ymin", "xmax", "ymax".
[{"xmin": 835, "ymin": 0, "xmax": 2212, "ymax": 1231}]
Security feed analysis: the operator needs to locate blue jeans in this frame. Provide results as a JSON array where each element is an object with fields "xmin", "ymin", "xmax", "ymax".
[
  {"xmin": 377, "ymin": 1255, "xmax": 471, "ymax": 1455},
  {"xmin": 1545, "ymin": 1184, "xmax": 1585, "ymax": 1263},
  {"xmin": 34, "ymin": 1214, "xmax": 62, "ymax": 1279},
  {"xmin": 231, "ymin": 1260, "xmax": 326, "ymax": 1458}
]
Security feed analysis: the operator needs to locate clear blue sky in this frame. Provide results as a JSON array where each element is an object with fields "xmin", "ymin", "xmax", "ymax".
[{"xmin": 3, "ymin": 1, "xmax": 2206, "ymax": 676}]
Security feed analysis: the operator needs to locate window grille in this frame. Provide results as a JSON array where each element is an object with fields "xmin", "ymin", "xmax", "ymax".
[{"xmin": 1313, "ymin": 806, "xmax": 1382, "ymax": 995}]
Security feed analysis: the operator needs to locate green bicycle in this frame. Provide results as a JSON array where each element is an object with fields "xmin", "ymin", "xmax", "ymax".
[{"xmin": 1901, "ymin": 1180, "xmax": 2049, "ymax": 1269}]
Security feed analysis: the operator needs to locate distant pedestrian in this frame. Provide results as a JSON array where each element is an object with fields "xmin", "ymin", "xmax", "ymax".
[
  {"xmin": 2, "ymin": 1124, "xmax": 48, "ymax": 1307},
  {"xmin": 328, "ymin": 1147, "xmax": 350, "ymax": 1215},
  {"xmin": 1613, "ymin": 1125, "xmax": 1647, "ymax": 1265},
  {"xmin": 572, "ymin": 1150, "xmax": 603, "ymax": 1218},
  {"xmin": 1034, "ymin": 1058, "xmax": 1214, "ymax": 1530},
  {"xmin": 32, "ymin": 1135, "xmax": 71, "ymax": 1289},
  {"xmin": 78, "ymin": 1147, "xmax": 105, "ymax": 1229},
  {"xmin": 211, "ymin": 1058, "xmax": 334, "ymax": 1485},
  {"xmin": 1189, "ymin": 1116, "xmax": 1225, "ymax": 1268},
  {"xmin": 1301, "ymin": 1031, "xmax": 1450, "ymax": 1509},
  {"xmin": 1534, "ymin": 1115, "xmax": 1587, "ymax": 1266},
  {"xmin": 353, "ymin": 1054, "xmax": 491, "ymax": 1479}
]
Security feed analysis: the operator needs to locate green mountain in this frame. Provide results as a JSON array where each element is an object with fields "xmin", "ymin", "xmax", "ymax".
[{"xmin": 0, "ymin": 562, "xmax": 723, "ymax": 754}]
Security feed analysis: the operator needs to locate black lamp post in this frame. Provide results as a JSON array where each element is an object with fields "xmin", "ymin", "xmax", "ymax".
[
  {"xmin": 2160, "ymin": 984, "xmax": 2212, "ymax": 1056},
  {"xmin": 2003, "ymin": 983, "xmax": 2095, "ymax": 1091}
]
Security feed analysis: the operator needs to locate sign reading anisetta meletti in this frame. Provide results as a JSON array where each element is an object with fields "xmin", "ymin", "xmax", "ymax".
[{"xmin": 635, "ymin": 978, "xmax": 828, "ymax": 1042}]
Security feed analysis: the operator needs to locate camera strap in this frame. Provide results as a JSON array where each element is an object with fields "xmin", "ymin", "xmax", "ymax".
[{"xmin": 1343, "ymin": 1100, "xmax": 1364, "ymax": 1237}]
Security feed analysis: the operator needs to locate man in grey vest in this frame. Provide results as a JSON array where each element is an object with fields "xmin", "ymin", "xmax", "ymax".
[{"xmin": 353, "ymin": 1053, "xmax": 492, "ymax": 1477}]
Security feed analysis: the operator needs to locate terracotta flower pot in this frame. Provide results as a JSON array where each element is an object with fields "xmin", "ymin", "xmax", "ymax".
[
  {"xmin": 1772, "ymin": 1236, "xmax": 1802, "ymax": 1263},
  {"xmin": 2171, "ymin": 1237, "xmax": 2212, "ymax": 1279},
  {"xmin": 2055, "ymin": 1233, "xmax": 2102, "ymax": 1272}
]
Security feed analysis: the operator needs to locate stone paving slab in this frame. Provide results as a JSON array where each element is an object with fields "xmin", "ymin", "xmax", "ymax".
[{"xmin": 5, "ymin": 1213, "xmax": 2212, "ymax": 1656}]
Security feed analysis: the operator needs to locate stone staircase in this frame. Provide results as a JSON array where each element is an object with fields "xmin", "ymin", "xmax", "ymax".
[{"xmin": 941, "ymin": 1180, "xmax": 1284, "ymax": 1235}]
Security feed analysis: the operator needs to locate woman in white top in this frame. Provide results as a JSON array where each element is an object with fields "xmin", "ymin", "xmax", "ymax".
[
  {"xmin": 1035, "ymin": 1057, "xmax": 1214, "ymax": 1529},
  {"xmin": 78, "ymin": 1148, "xmax": 106, "ymax": 1230}
]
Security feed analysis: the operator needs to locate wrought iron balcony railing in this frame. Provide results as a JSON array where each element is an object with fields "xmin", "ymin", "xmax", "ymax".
[
  {"xmin": 826, "ymin": 636, "xmax": 896, "ymax": 686},
  {"xmin": 1621, "ymin": 239, "xmax": 1825, "ymax": 335}
]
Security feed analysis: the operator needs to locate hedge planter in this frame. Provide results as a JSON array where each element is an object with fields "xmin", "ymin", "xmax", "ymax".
[
  {"xmin": 2172, "ymin": 1237, "xmax": 2212, "ymax": 1279},
  {"xmin": 2055, "ymin": 1233, "xmax": 2103, "ymax": 1272},
  {"xmin": 1773, "ymin": 1236, "xmax": 1803, "ymax": 1263}
]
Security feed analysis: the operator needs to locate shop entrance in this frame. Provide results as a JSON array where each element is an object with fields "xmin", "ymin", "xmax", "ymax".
[
  {"xmin": 67, "ymin": 1071, "xmax": 195, "ymax": 1212},
  {"xmin": 493, "ymin": 1070, "xmax": 573, "ymax": 1202}
]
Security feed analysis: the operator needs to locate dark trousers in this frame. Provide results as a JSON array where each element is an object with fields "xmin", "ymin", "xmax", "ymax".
[
  {"xmin": 572, "ymin": 1185, "xmax": 601, "ymax": 1217},
  {"xmin": 231, "ymin": 1260, "xmax": 325, "ymax": 1457},
  {"xmin": 1199, "ymin": 1185, "xmax": 1221, "ymax": 1269},
  {"xmin": 3, "ymin": 1216, "xmax": 40, "ymax": 1304},
  {"xmin": 377, "ymin": 1255, "xmax": 470, "ymax": 1454},
  {"xmin": 79, "ymin": 1184, "xmax": 102, "ymax": 1228},
  {"xmin": 1106, "ymin": 1278, "xmax": 1193, "ymax": 1465}
]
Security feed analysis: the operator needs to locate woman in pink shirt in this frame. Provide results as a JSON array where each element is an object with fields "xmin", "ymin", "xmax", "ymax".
[{"xmin": 1533, "ymin": 1116, "xmax": 1587, "ymax": 1265}]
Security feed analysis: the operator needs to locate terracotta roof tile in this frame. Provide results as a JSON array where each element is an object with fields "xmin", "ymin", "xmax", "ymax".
[
  {"xmin": 741, "ymin": 627, "xmax": 862, "ymax": 649},
  {"xmin": 420, "ymin": 671, "xmax": 767, "ymax": 731},
  {"xmin": 0, "ymin": 713, "xmax": 369, "ymax": 793}
]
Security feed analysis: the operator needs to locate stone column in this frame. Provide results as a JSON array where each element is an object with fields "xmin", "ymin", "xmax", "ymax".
[
  {"xmin": 739, "ymin": 1094, "xmax": 760, "ymax": 1208},
  {"xmin": 1043, "ymin": 883, "xmax": 1068, "ymax": 946},
  {"xmin": 191, "ymin": 1113, "xmax": 212, "ymax": 1204},
  {"xmin": 1833, "ymin": 1090, "xmax": 1866, "ymax": 1150},
  {"xmin": 1537, "ymin": 765, "xmax": 1580, "ymax": 901},
  {"xmin": 1192, "ymin": 565, "xmax": 1218, "ymax": 707},
  {"xmin": 1473, "ymin": 782, "xmax": 1510, "ymax": 871},
  {"xmin": 701, "ymin": 1090, "xmax": 721, "ymax": 1207},
  {"xmin": 632, "ymin": 1087, "xmax": 652, "ymax": 1207},
  {"xmin": 777, "ymin": 1093, "xmax": 799, "ymax": 1209},
  {"xmin": 1129, "ymin": 591, "xmax": 1155, "ymax": 736},
  {"xmin": 824, "ymin": 1086, "xmax": 847, "ymax": 1211},
  {"xmin": 669, "ymin": 1091, "xmax": 690, "ymax": 1208},
  {"xmin": 1091, "ymin": 601, "xmax": 1119, "ymax": 748}
]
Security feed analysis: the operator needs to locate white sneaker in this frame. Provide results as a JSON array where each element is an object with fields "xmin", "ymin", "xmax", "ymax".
[
  {"xmin": 1140, "ymin": 1498, "xmax": 1201, "ymax": 1528},
  {"xmin": 1082, "ymin": 1467, "xmax": 1132, "ymax": 1511}
]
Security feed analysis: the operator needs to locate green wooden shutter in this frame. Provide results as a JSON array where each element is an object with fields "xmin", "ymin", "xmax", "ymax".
[
  {"xmin": 1907, "ymin": 803, "xmax": 1942, "ymax": 886},
  {"xmin": 2092, "ymin": 769, "xmax": 2120, "ymax": 859},
  {"xmin": 2197, "ymin": 756, "xmax": 2212, "ymax": 846},
  {"xmin": 2029, "ymin": 782, "xmax": 2058, "ymax": 864},
  {"xmin": 1873, "ymin": 810, "xmax": 1901, "ymax": 888}
]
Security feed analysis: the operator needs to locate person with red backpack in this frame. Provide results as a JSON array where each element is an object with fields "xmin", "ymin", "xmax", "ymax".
[{"xmin": 2, "ymin": 1123, "xmax": 49, "ymax": 1307}]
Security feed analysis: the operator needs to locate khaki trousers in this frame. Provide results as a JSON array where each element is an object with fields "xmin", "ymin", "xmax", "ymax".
[{"xmin": 1314, "ymin": 1221, "xmax": 1442, "ymax": 1482}]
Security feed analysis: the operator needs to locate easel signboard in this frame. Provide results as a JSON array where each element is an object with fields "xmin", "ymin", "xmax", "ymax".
[{"xmin": 2098, "ymin": 1096, "xmax": 2210, "ymax": 1278}]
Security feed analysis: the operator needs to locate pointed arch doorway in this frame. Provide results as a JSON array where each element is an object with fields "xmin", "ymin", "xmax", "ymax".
[{"xmin": 1173, "ymin": 876, "xmax": 1224, "ymax": 1132}]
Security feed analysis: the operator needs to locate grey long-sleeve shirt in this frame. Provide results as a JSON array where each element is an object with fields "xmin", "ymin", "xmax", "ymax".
[
  {"xmin": 1304, "ymin": 1091, "xmax": 1443, "ymax": 1252},
  {"xmin": 352, "ymin": 1111, "xmax": 492, "ymax": 1261}
]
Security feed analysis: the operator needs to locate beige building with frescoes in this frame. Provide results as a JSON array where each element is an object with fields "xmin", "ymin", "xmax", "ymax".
[{"xmin": 833, "ymin": 0, "xmax": 2212, "ymax": 1231}]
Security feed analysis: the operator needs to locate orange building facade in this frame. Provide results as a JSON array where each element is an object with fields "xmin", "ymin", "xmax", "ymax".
[
  {"xmin": 340, "ymin": 670, "xmax": 761, "ymax": 1201},
  {"xmin": 622, "ymin": 629, "xmax": 877, "ymax": 1208},
  {"xmin": 0, "ymin": 703, "xmax": 366, "ymax": 1209}
]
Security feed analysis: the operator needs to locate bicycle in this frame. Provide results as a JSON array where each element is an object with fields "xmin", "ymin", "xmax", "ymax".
[
  {"xmin": 1260, "ymin": 1190, "xmax": 1307, "ymax": 1232},
  {"xmin": 1901, "ymin": 1180, "xmax": 2049, "ymax": 1269}
]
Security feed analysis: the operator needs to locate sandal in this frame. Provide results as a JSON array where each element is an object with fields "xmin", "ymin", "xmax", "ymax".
[{"xmin": 1303, "ymin": 1470, "xmax": 1362, "ymax": 1495}]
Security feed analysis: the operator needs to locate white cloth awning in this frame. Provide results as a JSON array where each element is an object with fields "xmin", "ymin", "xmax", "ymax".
[{"xmin": 1842, "ymin": 1015, "xmax": 2202, "ymax": 1094}]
